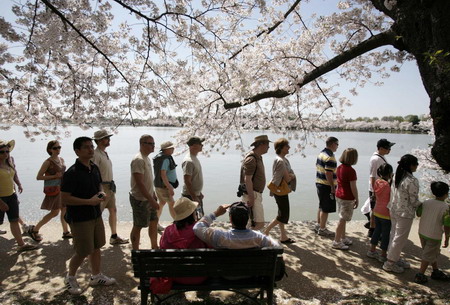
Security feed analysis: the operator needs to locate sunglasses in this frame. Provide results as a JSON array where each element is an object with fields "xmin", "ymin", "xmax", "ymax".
[
  {"xmin": 142, "ymin": 142, "xmax": 155, "ymax": 146},
  {"xmin": 52, "ymin": 146, "xmax": 62, "ymax": 150},
  {"xmin": 0, "ymin": 150, "xmax": 10, "ymax": 154}
]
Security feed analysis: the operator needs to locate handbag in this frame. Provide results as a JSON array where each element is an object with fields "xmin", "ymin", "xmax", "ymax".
[
  {"xmin": 43, "ymin": 179, "xmax": 61, "ymax": 196},
  {"xmin": 267, "ymin": 179, "xmax": 290, "ymax": 196},
  {"xmin": 149, "ymin": 277, "xmax": 173, "ymax": 294}
]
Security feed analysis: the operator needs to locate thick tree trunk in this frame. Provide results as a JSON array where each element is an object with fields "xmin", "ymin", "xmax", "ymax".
[{"xmin": 394, "ymin": 0, "xmax": 450, "ymax": 171}]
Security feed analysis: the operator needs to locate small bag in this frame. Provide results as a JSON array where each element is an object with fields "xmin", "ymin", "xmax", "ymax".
[
  {"xmin": 43, "ymin": 179, "xmax": 60, "ymax": 196},
  {"xmin": 267, "ymin": 179, "xmax": 290, "ymax": 196},
  {"xmin": 149, "ymin": 277, "xmax": 173, "ymax": 294}
]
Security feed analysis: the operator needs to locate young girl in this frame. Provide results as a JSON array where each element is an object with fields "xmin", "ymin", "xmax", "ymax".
[
  {"xmin": 367, "ymin": 163, "xmax": 393, "ymax": 262},
  {"xmin": 383, "ymin": 154, "xmax": 422, "ymax": 273}
]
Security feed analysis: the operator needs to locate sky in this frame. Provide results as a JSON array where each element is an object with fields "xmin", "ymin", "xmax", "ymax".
[{"xmin": 1, "ymin": 0, "xmax": 431, "ymax": 120}]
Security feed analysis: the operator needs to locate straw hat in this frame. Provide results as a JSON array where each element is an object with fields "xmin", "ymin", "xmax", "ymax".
[
  {"xmin": 93, "ymin": 130, "xmax": 113, "ymax": 140},
  {"xmin": 251, "ymin": 135, "xmax": 271, "ymax": 146},
  {"xmin": 173, "ymin": 197, "xmax": 198, "ymax": 221},
  {"xmin": 0, "ymin": 139, "xmax": 15, "ymax": 152},
  {"xmin": 160, "ymin": 141, "xmax": 175, "ymax": 150}
]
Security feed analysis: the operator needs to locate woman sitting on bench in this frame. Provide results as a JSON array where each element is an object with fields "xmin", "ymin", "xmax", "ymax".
[{"xmin": 160, "ymin": 197, "xmax": 209, "ymax": 284}]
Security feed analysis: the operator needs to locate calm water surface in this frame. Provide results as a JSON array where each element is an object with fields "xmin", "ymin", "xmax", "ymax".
[{"xmin": 1, "ymin": 126, "xmax": 432, "ymax": 222}]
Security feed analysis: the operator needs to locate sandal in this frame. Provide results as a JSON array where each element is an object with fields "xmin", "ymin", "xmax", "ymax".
[
  {"xmin": 62, "ymin": 231, "xmax": 73, "ymax": 239},
  {"xmin": 280, "ymin": 238, "xmax": 295, "ymax": 244},
  {"xmin": 414, "ymin": 273, "xmax": 428, "ymax": 284},
  {"xmin": 431, "ymin": 269, "xmax": 450, "ymax": 281},
  {"xmin": 27, "ymin": 225, "xmax": 43, "ymax": 242}
]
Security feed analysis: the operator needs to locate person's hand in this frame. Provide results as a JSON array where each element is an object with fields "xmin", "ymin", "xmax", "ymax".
[
  {"xmin": 199, "ymin": 193, "xmax": 204, "ymax": 200},
  {"xmin": 17, "ymin": 184, "xmax": 23, "ymax": 194},
  {"xmin": 150, "ymin": 200, "xmax": 159, "ymax": 210},
  {"xmin": 169, "ymin": 187, "xmax": 174, "ymax": 197},
  {"xmin": 0, "ymin": 201, "xmax": 9, "ymax": 212},
  {"xmin": 54, "ymin": 172, "xmax": 63, "ymax": 179},
  {"xmin": 353, "ymin": 199, "xmax": 359, "ymax": 209},
  {"xmin": 246, "ymin": 197, "xmax": 255, "ymax": 207},
  {"xmin": 89, "ymin": 194, "xmax": 103, "ymax": 206},
  {"xmin": 214, "ymin": 205, "xmax": 228, "ymax": 217}
]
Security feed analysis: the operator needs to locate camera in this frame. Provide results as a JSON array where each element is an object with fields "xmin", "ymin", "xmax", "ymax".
[
  {"xmin": 236, "ymin": 184, "xmax": 247, "ymax": 197},
  {"xmin": 97, "ymin": 193, "xmax": 105, "ymax": 199}
]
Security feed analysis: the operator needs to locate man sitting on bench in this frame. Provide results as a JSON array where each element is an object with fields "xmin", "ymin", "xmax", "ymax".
[{"xmin": 193, "ymin": 201, "xmax": 280, "ymax": 249}]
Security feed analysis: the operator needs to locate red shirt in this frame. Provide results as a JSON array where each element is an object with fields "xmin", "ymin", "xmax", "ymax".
[{"xmin": 335, "ymin": 164, "xmax": 357, "ymax": 200}]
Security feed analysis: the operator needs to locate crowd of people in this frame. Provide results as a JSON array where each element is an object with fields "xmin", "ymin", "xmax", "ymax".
[{"xmin": 0, "ymin": 132, "xmax": 449, "ymax": 295}]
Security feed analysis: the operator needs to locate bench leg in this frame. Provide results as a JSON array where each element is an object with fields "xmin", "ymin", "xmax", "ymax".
[
  {"xmin": 141, "ymin": 289, "xmax": 149, "ymax": 305},
  {"xmin": 266, "ymin": 288, "xmax": 273, "ymax": 305}
]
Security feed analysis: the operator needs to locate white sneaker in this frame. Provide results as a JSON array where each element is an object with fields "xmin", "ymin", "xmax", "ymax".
[
  {"xmin": 332, "ymin": 241, "xmax": 349, "ymax": 250},
  {"xmin": 382, "ymin": 261, "xmax": 404, "ymax": 273},
  {"xmin": 0, "ymin": 229, "xmax": 6, "ymax": 235},
  {"xmin": 89, "ymin": 273, "xmax": 116, "ymax": 286},
  {"xmin": 342, "ymin": 237, "xmax": 353, "ymax": 245},
  {"xmin": 396, "ymin": 258, "xmax": 410, "ymax": 269},
  {"xmin": 109, "ymin": 236, "xmax": 129, "ymax": 245},
  {"xmin": 21, "ymin": 224, "xmax": 29, "ymax": 236},
  {"xmin": 65, "ymin": 276, "xmax": 82, "ymax": 295},
  {"xmin": 317, "ymin": 228, "xmax": 335, "ymax": 237}
]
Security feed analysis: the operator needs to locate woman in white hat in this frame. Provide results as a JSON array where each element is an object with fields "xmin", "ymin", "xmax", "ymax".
[
  {"xmin": 160, "ymin": 197, "xmax": 208, "ymax": 284},
  {"xmin": 0, "ymin": 139, "xmax": 37, "ymax": 252},
  {"xmin": 27, "ymin": 140, "xmax": 70, "ymax": 242}
]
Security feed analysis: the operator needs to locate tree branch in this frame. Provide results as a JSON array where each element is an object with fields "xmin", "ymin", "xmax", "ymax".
[{"xmin": 224, "ymin": 28, "xmax": 398, "ymax": 109}]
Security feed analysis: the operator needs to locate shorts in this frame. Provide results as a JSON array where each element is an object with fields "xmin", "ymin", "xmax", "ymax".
[
  {"xmin": 420, "ymin": 237, "xmax": 441, "ymax": 264},
  {"xmin": 316, "ymin": 183, "xmax": 336, "ymax": 213},
  {"xmin": 0, "ymin": 193, "xmax": 20, "ymax": 224},
  {"xmin": 242, "ymin": 191, "xmax": 264, "ymax": 223},
  {"xmin": 337, "ymin": 198, "xmax": 354, "ymax": 221},
  {"xmin": 69, "ymin": 217, "xmax": 106, "ymax": 257},
  {"xmin": 274, "ymin": 194, "xmax": 290, "ymax": 224},
  {"xmin": 155, "ymin": 187, "xmax": 174, "ymax": 203},
  {"xmin": 100, "ymin": 186, "xmax": 116, "ymax": 210},
  {"xmin": 130, "ymin": 193, "xmax": 158, "ymax": 227}
]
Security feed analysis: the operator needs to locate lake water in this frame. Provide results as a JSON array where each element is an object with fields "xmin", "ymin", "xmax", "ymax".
[{"xmin": 1, "ymin": 126, "xmax": 432, "ymax": 223}]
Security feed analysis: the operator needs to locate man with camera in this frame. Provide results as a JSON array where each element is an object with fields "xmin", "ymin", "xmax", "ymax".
[{"xmin": 61, "ymin": 136, "xmax": 116, "ymax": 295}]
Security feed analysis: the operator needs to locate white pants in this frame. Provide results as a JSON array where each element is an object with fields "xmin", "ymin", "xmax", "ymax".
[{"xmin": 387, "ymin": 214, "xmax": 413, "ymax": 262}]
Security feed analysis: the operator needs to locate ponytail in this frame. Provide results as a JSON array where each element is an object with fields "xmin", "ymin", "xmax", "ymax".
[{"xmin": 394, "ymin": 154, "xmax": 418, "ymax": 188}]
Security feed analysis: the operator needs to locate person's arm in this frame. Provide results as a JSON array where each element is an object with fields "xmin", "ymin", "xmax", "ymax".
[
  {"xmin": 193, "ymin": 205, "xmax": 228, "ymax": 246},
  {"xmin": 325, "ymin": 171, "xmax": 335, "ymax": 194},
  {"xmin": 443, "ymin": 226, "xmax": 450, "ymax": 248},
  {"xmin": 161, "ymin": 170, "xmax": 174, "ymax": 196},
  {"xmin": 350, "ymin": 180, "xmax": 359, "ymax": 209},
  {"xmin": 10, "ymin": 157, "xmax": 23, "ymax": 193},
  {"xmin": 407, "ymin": 177, "xmax": 422, "ymax": 208},
  {"xmin": 133, "ymin": 172, "xmax": 159, "ymax": 210},
  {"xmin": 36, "ymin": 160, "xmax": 62, "ymax": 181},
  {"xmin": 61, "ymin": 191, "xmax": 104, "ymax": 206},
  {"xmin": 0, "ymin": 198, "xmax": 9, "ymax": 212}
]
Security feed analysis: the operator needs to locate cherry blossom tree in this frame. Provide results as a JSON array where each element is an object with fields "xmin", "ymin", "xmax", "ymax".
[{"xmin": 1, "ymin": 0, "xmax": 449, "ymax": 171}]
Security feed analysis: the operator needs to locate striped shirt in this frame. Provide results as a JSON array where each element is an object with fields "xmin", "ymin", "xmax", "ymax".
[
  {"xmin": 193, "ymin": 213, "xmax": 281, "ymax": 249},
  {"xmin": 315, "ymin": 148, "xmax": 337, "ymax": 186}
]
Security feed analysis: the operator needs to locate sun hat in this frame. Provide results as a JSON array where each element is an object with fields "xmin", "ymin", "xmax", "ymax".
[
  {"xmin": 160, "ymin": 141, "xmax": 175, "ymax": 150},
  {"xmin": 251, "ymin": 135, "xmax": 271, "ymax": 147},
  {"xmin": 377, "ymin": 138, "xmax": 395, "ymax": 149},
  {"xmin": 0, "ymin": 139, "xmax": 15, "ymax": 152},
  {"xmin": 173, "ymin": 197, "xmax": 198, "ymax": 221},
  {"xmin": 93, "ymin": 130, "xmax": 113, "ymax": 140},
  {"xmin": 187, "ymin": 136, "xmax": 205, "ymax": 146}
]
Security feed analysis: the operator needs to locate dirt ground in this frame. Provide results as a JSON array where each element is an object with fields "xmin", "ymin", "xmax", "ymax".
[{"xmin": 0, "ymin": 220, "xmax": 449, "ymax": 304}]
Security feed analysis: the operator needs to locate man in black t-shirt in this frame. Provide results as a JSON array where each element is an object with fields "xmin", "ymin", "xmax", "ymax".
[{"xmin": 61, "ymin": 137, "xmax": 116, "ymax": 295}]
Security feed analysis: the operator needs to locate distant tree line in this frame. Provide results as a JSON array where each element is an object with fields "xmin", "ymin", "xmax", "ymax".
[{"xmin": 346, "ymin": 114, "xmax": 426, "ymax": 125}]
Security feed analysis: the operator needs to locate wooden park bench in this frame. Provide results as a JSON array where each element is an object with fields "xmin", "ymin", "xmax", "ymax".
[{"xmin": 131, "ymin": 247, "xmax": 284, "ymax": 305}]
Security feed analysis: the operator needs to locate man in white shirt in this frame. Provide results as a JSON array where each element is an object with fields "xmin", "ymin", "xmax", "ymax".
[
  {"xmin": 182, "ymin": 137, "xmax": 205, "ymax": 217},
  {"xmin": 129, "ymin": 135, "xmax": 160, "ymax": 249},
  {"xmin": 93, "ymin": 130, "xmax": 128, "ymax": 245}
]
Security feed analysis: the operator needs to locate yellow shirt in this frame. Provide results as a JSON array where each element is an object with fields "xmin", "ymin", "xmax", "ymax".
[{"xmin": 0, "ymin": 167, "xmax": 15, "ymax": 197}]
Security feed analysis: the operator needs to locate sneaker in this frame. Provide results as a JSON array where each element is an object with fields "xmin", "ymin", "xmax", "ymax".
[
  {"xmin": 65, "ymin": 275, "xmax": 82, "ymax": 295},
  {"xmin": 317, "ymin": 228, "xmax": 335, "ymax": 237},
  {"xmin": 383, "ymin": 261, "xmax": 404, "ymax": 273},
  {"xmin": 62, "ymin": 231, "xmax": 73, "ymax": 239},
  {"xmin": 89, "ymin": 273, "xmax": 116, "ymax": 286},
  {"xmin": 377, "ymin": 255, "xmax": 388, "ymax": 263},
  {"xmin": 414, "ymin": 273, "xmax": 428, "ymax": 284},
  {"xmin": 21, "ymin": 224, "xmax": 30, "ymax": 236},
  {"xmin": 17, "ymin": 243, "xmax": 38, "ymax": 252},
  {"xmin": 430, "ymin": 269, "xmax": 450, "ymax": 281},
  {"xmin": 110, "ymin": 236, "xmax": 129, "ymax": 245},
  {"xmin": 396, "ymin": 258, "xmax": 410, "ymax": 269},
  {"xmin": 0, "ymin": 229, "xmax": 6, "ymax": 235},
  {"xmin": 332, "ymin": 241, "xmax": 349, "ymax": 250},
  {"xmin": 366, "ymin": 250, "xmax": 379, "ymax": 259},
  {"xmin": 342, "ymin": 237, "xmax": 353, "ymax": 245}
]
